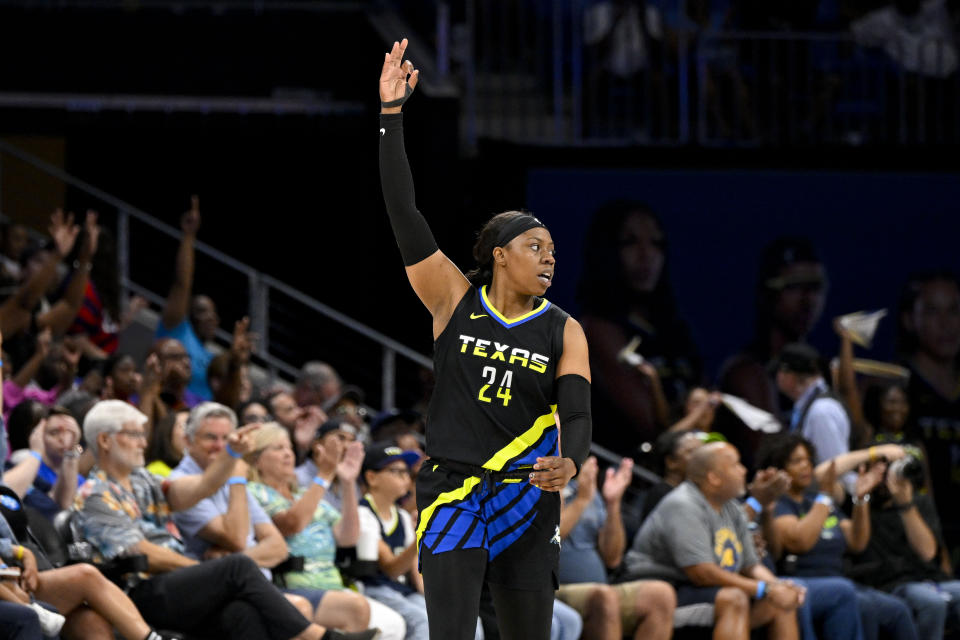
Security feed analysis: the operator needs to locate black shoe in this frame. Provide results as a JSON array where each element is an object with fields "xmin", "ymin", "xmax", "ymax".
[{"xmin": 326, "ymin": 629, "xmax": 381, "ymax": 640}]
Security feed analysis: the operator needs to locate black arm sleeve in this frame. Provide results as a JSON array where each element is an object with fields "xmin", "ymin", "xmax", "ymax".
[
  {"xmin": 379, "ymin": 113, "xmax": 439, "ymax": 266},
  {"xmin": 557, "ymin": 373, "xmax": 592, "ymax": 475}
]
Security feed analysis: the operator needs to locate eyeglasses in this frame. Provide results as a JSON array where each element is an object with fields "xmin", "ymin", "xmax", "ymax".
[
  {"xmin": 115, "ymin": 430, "xmax": 148, "ymax": 441},
  {"xmin": 379, "ymin": 467, "xmax": 410, "ymax": 477},
  {"xmin": 242, "ymin": 413, "xmax": 273, "ymax": 424}
]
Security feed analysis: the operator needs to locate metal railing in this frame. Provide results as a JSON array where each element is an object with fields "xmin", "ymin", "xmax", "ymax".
[
  {"xmin": 0, "ymin": 139, "xmax": 433, "ymax": 410},
  {"xmin": 455, "ymin": 1, "xmax": 960, "ymax": 148}
]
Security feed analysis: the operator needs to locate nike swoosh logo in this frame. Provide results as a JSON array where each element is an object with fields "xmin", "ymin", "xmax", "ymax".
[
  {"xmin": 379, "ymin": 128, "xmax": 386, "ymax": 136},
  {"xmin": 470, "ymin": 313, "xmax": 488, "ymax": 319}
]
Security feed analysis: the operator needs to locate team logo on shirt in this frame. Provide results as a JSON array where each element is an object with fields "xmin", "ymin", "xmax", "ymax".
[{"xmin": 714, "ymin": 528, "xmax": 743, "ymax": 571}]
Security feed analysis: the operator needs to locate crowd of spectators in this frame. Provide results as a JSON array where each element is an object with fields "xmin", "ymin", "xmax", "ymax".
[
  {"xmin": 578, "ymin": 0, "xmax": 960, "ymax": 141},
  {"xmin": 0, "ymin": 188, "xmax": 958, "ymax": 640}
]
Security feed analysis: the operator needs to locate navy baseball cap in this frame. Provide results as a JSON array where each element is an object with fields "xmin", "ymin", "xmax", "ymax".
[{"xmin": 362, "ymin": 441, "xmax": 422, "ymax": 473}]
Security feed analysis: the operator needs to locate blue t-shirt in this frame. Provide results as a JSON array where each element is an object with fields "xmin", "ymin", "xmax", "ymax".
[
  {"xmin": 155, "ymin": 318, "xmax": 213, "ymax": 401},
  {"xmin": 774, "ymin": 493, "xmax": 848, "ymax": 577},
  {"xmin": 557, "ymin": 480, "xmax": 610, "ymax": 584}
]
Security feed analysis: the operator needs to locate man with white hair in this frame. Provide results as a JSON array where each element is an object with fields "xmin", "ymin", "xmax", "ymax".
[
  {"xmin": 74, "ymin": 399, "xmax": 377, "ymax": 640},
  {"xmin": 170, "ymin": 402, "xmax": 378, "ymax": 636}
]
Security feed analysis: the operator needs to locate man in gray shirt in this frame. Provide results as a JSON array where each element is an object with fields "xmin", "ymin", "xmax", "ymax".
[{"xmin": 623, "ymin": 442, "xmax": 805, "ymax": 639}]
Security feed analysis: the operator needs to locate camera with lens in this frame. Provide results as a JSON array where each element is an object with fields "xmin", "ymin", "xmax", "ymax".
[{"xmin": 886, "ymin": 446, "xmax": 925, "ymax": 489}]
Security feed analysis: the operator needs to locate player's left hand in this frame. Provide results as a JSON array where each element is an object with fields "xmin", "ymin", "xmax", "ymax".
[{"xmin": 530, "ymin": 456, "xmax": 576, "ymax": 492}]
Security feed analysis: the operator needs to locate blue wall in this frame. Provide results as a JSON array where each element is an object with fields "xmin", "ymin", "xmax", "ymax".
[{"xmin": 527, "ymin": 168, "xmax": 959, "ymax": 381}]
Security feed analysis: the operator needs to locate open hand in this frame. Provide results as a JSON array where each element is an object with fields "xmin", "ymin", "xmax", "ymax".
[
  {"xmin": 602, "ymin": 457, "xmax": 634, "ymax": 504},
  {"xmin": 49, "ymin": 209, "xmax": 80, "ymax": 257},
  {"xmin": 380, "ymin": 38, "xmax": 419, "ymax": 111},
  {"xmin": 337, "ymin": 440, "xmax": 365, "ymax": 483}
]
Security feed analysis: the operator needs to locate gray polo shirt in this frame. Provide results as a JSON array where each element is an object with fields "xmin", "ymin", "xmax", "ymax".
[{"xmin": 623, "ymin": 481, "xmax": 758, "ymax": 585}]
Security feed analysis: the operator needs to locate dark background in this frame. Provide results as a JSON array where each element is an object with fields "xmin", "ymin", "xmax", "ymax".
[{"xmin": 1, "ymin": 3, "xmax": 958, "ymax": 406}]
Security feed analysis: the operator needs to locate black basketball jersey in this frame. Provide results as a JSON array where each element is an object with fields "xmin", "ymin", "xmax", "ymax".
[{"xmin": 426, "ymin": 285, "xmax": 570, "ymax": 471}]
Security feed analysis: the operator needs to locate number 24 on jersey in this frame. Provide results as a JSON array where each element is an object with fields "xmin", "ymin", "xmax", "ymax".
[{"xmin": 478, "ymin": 366, "xmax": 513, "ymax": 406}]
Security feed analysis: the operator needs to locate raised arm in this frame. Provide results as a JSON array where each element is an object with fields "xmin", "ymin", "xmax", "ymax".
[
  {"xmin": 37, "ymin": 211, "xmax": 99, "ymax": 335},
  {"xmin": 166, "ymin": 423, "xmax": 260, "ymax": 512},
  {"xmin": 160, "ymin": 197, "xmax": 200, "ymax": 331},
  {"xmin": 379, "ymin": 38, "xmax": 469, "ymax": 337}
]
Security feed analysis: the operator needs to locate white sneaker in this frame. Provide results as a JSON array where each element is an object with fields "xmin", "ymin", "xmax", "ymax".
[{"xmin": 30, "ymin": 603, "xmax": 65, "ymax": 637}]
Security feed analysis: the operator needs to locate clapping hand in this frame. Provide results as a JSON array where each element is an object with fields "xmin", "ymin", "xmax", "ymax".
[
  {"xmin": 231, "ymin": 317, "xmax": 256, "ymax": 363},
  {"xmin": 749, "ymin": 468, "xmax": 791, "ymax": 510},
  {"xmin": 49, "ymin": 209, "xmax": 80, "ymax": 258},
  {"xmin": 380, "ymin": 38, "xmax": 419, "ymax": 112},
  {"xmin": 337, "ymin": 440, "xmax": 365, "ymax": 483},
  {"xmin": 855, "ymin": 462, "xmax": 886, "ymax": 500},
  {"xmin": 602, "ymin": 457, "xmax": 634, "ymax": 504}
]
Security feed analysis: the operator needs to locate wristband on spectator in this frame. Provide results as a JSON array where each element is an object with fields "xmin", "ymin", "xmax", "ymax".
[
  {"xmin": 313, "ymin": 476, "xmax": 330, "ymax": 489},
  {"xmin": 851, "ymin": 493, "xmax": 871, "ymax": 506},
  {"xmin": 868, "ymin": 446, "xmax": 878, "ymax": 462},
  {"xmin": 745, "ymin": 496, "xmax": 763, "ymax": 515},
  {"xmin": 815, "ymin": 493, "xmax": 833, "ymax": 508},
  {"xmin": 226, "ymin": 476, "xmax": 248, "ymax": 486},
  {"xmin": 225, "ymin": 443, "xmax": 242, "ymax": 459},
  {"xmin": 0, "ymin": 359, "xmax": 4, "ymax": 367},
  {"xmin": 756, "ymin": 581, "xmax": 767, "ymax": 599},
  {"xmin": 27, "ymin": 451, "xmax": 42, "ymax": 463},
  {"xmin": 14, "ymin": 545, "xmax": 24, "ymax": 561}
]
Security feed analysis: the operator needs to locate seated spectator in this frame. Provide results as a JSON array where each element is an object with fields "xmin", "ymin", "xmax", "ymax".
[
  {"xmin": 760, "ymin": 433, "xmax": 918, "ymax": 640},
  {"xmin": 323, "ymin": 387, "xmax": 369, "ymax": 441},
  {"xmin": 639, "ymin": 429, "xmax": 706, "ymax": 523},
  {"xmin": 556, "ymin": 455, "xmax": 675, "ymax": 640},
  {"xmin": 368, "ymin": 409, "xmax": 424, "ymax": 456},
  {"xmin": 145, "ymin": 409, "xmax": 188, "ymax": 477},
  {"xmin": 245, "ymin": 422, "xmax": 406, "ymax": 640},
  {"xmin": 669, "ymin": 387, "xmax": 722, "ymax": 433},
  {"xmin": 74, "ymin": 399, "xmax": 370, "ymax": 640},
  {"xmin": 576, "ymin": 200, "xmax": 701, "ymax": 455},
  {"xmin": 295, "ymin": 361, "xmax": 343, "ymax": 410},
  {"xmin": 100, "ymin": 353, "xmax": 141, "ymax": 404},
  {"xmin": 896, "ymin": 270, "xmax": 960, "ymax": 562},
  {"xmin": 1, "ymin": 210, "xmax": 94, "ymax": 350},
  {"xmin": 20, "ymin": 407, "xmax": 84, "ymax": 519},
  {"xmin": 269, "ymin": 390, "xmax": 325, "ymax": 462},
  {"xmin": 144, "ymin": 338, "xmax": 203, "ymax": 415},
  {"xmin": 169, "ymin": 402, "xmax": 376, "ymax": 635},
  {"xmin": 850, "ymin": 440, "xmax": 960, "ymax": 639},
  {"xmin": 295, "ymin": 418, "xmax": 359, "ymax": 511},
  {"xmin": 358, "ymin": 443, "xmax": 452, "ymax": 640},
  {"xmin": 623, "ymin": 441, "xmax": 804, "ymax": 638},
  {"xmin": 238, "ymin": 399, "xmax": 272, "ymax": 425},
  {"xmin": 155, "ymin": 196, "xmax": 216, "ymax": 402},
  {"xmin": 0, "ymin": 221, "xmax": 29, "ymax": 292},
  {"xmin": 2, "ymin": 508, "xmax": 178, "ymax": 640},
  {"xmin": 2, "ymin": 329, "xmax": 58, "ymax": 424}
]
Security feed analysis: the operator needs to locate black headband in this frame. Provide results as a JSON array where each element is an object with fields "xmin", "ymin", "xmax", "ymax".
[{"xmin": 494, "ymin": 214, "xmax": 547, "ymax": 248}]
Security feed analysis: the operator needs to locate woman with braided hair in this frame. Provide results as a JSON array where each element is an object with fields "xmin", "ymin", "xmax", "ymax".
[{"xmin": 377, "ymin": 39, "xmax": 593, "ymax": 640}]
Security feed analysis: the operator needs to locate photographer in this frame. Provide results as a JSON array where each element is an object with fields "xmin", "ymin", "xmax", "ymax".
[
  {"xmin": 758, "ymin": 435, "xmax": 918, "ymax": 640},
  {"xmin": 850, "ymin": 445, "xmax": 960, "ymax": 639}
]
